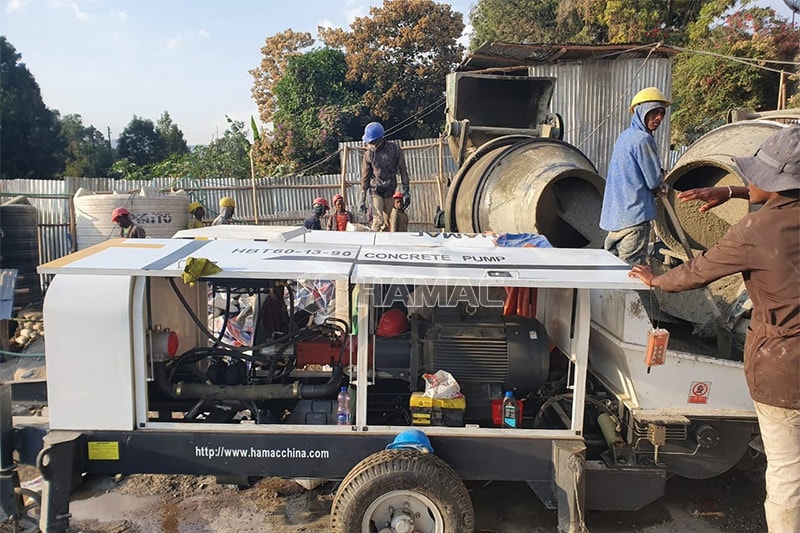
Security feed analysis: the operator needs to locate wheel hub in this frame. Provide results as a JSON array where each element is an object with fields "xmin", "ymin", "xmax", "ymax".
[{"xmin": 363, "ymin": 490, "xmax": 444, "ymax": 533}]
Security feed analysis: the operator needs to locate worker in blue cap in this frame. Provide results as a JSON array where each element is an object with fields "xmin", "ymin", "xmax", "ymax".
[{"xmin": 359, "ymin": 122, "xmax": 410, "ymax": 232}]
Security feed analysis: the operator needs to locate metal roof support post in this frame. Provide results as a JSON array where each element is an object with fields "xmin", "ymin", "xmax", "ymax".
[
  {"xmin": 250, "ymin": 149, "xmax": 259, "ymax": 225},
  {"xmin": 340, "ymin": 146, "xmax": 348, "ymax": 200}
]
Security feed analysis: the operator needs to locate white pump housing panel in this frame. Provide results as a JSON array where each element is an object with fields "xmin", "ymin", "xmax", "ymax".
[{"xmin": 44, "ymin": 275, "xmax": 137, "ymax": 430}]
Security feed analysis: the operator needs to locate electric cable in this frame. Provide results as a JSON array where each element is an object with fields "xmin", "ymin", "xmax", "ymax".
[
  {"xmin": 288, "ymin": 96, "xmax": 446, "ymax": 176},
  {"xmin": 669, "ymin": 43, "xmax": 800, "ymax": 74}
]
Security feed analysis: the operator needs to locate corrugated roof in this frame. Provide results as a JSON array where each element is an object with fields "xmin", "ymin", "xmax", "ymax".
[{"xmin": 461, "ymin": 42, "xmax": 679, "ymax": 71}]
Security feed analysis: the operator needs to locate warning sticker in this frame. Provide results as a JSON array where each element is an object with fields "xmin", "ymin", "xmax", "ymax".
[
  {"xmin": 688, "ymin": 381, "xmax": 711, "ymax": 404},
  {"xmin": 88, "ymin": 441, "xmax": 120, "ymax": 461}
]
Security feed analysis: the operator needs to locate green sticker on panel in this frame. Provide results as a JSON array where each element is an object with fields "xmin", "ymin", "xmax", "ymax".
[{"xmin": 87, "ymin": 441, "xmax": 119, "ymax": 461}]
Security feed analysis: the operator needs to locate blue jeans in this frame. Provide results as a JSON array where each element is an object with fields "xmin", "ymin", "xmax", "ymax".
[{"xmin": 604, "ymin": 222, "xmax": 650, "ymax": 265}]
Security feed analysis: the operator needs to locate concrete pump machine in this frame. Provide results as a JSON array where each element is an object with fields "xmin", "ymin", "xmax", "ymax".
[{"xmin": 4, "ymin": 71, "xmax": 798, "ymax": 533}]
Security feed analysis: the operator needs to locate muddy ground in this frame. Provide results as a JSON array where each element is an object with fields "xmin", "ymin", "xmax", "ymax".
[
  {"xmin": 3, "ymin": 461, "xmax": 767, "ymax": 533},
  {"xmin": 2, "ymin": 354, "xmax": 768, "ymax": 533}
]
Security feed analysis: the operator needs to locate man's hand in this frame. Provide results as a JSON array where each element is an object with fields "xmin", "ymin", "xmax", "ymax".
[
  {"xmin": 655, "ymin": 183, "xmax": 669, "ymax": 198},
  {"xmin": 629, "ymin": 264, "xmax": 656, "ymax": 287},
  {"xmin": 677, "ymin": 187, "xmax": 729, "ymax": 213},
  {"xmin": 403, "ymin": 192, "xmax": 411, "ymax": 209},
  {"xmin": 359, "ymin": 190, "xmax": 368, "ymax": 213}
]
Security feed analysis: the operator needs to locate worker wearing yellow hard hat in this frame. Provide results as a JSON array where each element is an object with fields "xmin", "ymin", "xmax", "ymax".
[
  {"xmin": 188, "ymin": 201, "xmax": 205, "ymax": 229},
  {"xmin": 628, "ymin": 87, "xmax": 671, "ymax": 114},
  {"xmin": 213, "ymin": 197, "xmax": 236, "ymax": 226},
  {"xmin": 600, "ymin": 87, "xmax": 671, "ymax": 265}
]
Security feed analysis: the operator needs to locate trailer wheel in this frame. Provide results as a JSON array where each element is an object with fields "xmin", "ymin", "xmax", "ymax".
[{"xmin": 330, "ymin": 449, "xmax": 474, "ymax": 533}]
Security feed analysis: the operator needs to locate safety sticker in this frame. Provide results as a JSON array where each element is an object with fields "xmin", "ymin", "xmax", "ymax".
[
  {"xmin": 688, "ymin": 381, "xmax": 711, "ymax": 404},
  {"xmin": 88, "ymin": 441, "xmax": 120, "ymax": 461}
]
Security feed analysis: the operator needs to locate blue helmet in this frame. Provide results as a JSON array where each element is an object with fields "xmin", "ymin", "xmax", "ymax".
[
  {"xmin": 386, "ymin": 429, "xmax": 434, "ymax": 454},
  {"xmin": 362, "ymin": 122, "xmax": 385, "ymax": 143}
]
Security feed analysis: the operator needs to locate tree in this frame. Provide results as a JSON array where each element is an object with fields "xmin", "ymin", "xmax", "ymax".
[
  {"xmin": 469, "ymin": 0, "xmax": 573, "ymax": 47},
  {"xmin": 671, "ymin": 4, "xmax": 799, "ymax": 145},
  {"xmin": 0, "ymin": 36, "xmax": 65, "ymax": 178},
  {"xmin": 468, "ymin": 0, "xmax": 712, "ymax": 48},
  {"xmin": 256, "ymin": 48, "xmax": 362, "ymax": 174},
  {"xmin": 156, "ymin": 111, "xmax": 189, "ymax": 156},
  {"xmin": 115, "ymin": 117, "xmax": 254, "ymax": 181},
  {"xmin": 250, "ymin": 29, "xmax": 315, "ymax": 125},
  {"xmin": 200, "ymin": 117, "xmax": 252, "ymax": 179},
  {"xmin": 60, "ymin": 114, "xmax": 113, "ymax": 177},
  {"xmin": 320, "ymin": 0, "xmax": 465, "ymax": 139},
  {"xmin": 117, "ymin": 116, "xmax": 166, "ymax": 167}
]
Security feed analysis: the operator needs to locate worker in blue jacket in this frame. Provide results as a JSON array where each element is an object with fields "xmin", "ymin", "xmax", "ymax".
[{"xmin": 600, "ymin": 87, "xmax": 671, "ymax": 265}]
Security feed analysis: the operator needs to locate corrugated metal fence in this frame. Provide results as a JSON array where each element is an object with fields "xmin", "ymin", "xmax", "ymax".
[
  {"xmin": 528, "ymin": 57, "xmax": 673, "ymax": 177},
  {"xmin": 0, "ymin": 138, "xmax": 458, "ymax": 300}
]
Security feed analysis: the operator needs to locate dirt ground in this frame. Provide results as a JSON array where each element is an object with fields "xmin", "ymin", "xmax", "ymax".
[
  {"xmin": 3, "ymin": 461, "xmax": 767, "ymax": 533},
  {"xmin": 2, "ymin": 353, "xmax": 768, "ymax": 533},
  {"xmin": 3, "ymin": 437, "xmax": 769, "ymax": 532}
]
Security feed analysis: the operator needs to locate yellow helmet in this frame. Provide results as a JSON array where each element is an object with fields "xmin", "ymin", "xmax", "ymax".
[
  {"xmin": 629, "ymin": 87, "xmax": 671, "ymax": 114},
  {"xmin": 219, "ymin": 197, "xmax": 236, "ymax": 208},
  {"xmin": 189, "ymin": 201, "xmax": 203, "ymax": 213}
]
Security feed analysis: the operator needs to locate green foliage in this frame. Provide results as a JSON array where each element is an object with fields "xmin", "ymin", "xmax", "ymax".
[
  {"xmin": 258, "ymin": 48, "xmax": 361, "ymax": 174},
  {"xmin": 116, "ymin": 113, "xmax": 190, "ymax": 168},
  {"xmin": 110, "ymin": 157, "xmax": 149, "ymax": 181},
  {"xmin": 249, "ymin": 1, "xmax": 463, "ymax": 175},
  {"xmin": 0, "ymin": 36, "xmax": 65, "ymax": 179},
  {"xmin": 156, "ymin": 111, "xmax": 189, "ymax": 156},
  {"xmin": 469, "ymin": 0, "xmax": 571, "ymax": 47},
  {"xmin": 117, "ymin": 116, "xmax": 166, "ymax": 166},
  {"xmin": 320, "ymin": 0, "xmax": 464, "ymax": 140},
  {"xmin": 250, "ymin": 29, "xmax": 315, "ymax": 125},
  {"xmin": 200, "ymin": 117, "xmax": 252, "ymax": 179},
  {"xmin": 468, "ymin": 0, "xmax": 711, "ymax": 48},
  {"xmin": 60, "ymin": 114, "xmax": 112, "ymax": 177},
  {"xmin": 112, "ymin": 118, "xmax": 252, "ymax": 181},
  {"xmin": 672, "ymin": 5, "xmax": 799, "ymax": 145}
]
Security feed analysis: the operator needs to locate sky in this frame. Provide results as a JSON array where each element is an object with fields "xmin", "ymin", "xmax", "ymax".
[{"xmin": 2, "ymin": 0, "xmax": 795, "ymax": 147}]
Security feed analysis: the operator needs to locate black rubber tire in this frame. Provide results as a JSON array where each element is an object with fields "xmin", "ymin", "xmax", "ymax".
[{"xmin": 330, "ymin": 449, "xmax": 474, "ymax": 533}]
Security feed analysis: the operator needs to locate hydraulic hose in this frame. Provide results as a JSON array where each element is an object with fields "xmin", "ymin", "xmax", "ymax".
[{"xmin": 154, "ymin": 362, "xmax": 343, "ymax": 401}]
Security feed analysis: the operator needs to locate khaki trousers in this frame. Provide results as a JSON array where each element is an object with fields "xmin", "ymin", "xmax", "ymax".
[
  {"xmin": 371, "ymin": 195, "xmax": 393, "ymax": 232},
  {"xmin": 755, "ymin": 400, "xmax": 800, "ymax": 533}
]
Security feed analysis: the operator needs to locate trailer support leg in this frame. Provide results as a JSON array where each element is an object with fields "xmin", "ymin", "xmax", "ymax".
[
  {"xmin": 554, "ymin": 440, "xmax": 587, "ymax": 533},
  {"xmin": 0, "ymin": 384, "xmax": 21, "ymax": 521},
  {"xmin": 38, "ymin": 431, "xmax": 81, "ymax": 533}
]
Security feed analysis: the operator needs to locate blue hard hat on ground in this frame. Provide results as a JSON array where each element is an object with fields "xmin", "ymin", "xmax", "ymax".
[
  {"xmin": 386, "ymin": 429, "xmax": 434, "ymax": 454},
  {"xmin": 363, "ymin": 122, "xmax": 385, "ymax": 143}
]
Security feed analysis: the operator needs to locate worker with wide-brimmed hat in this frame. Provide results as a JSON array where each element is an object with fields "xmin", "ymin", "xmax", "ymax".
[
  {"xmin": 111, "ymin": 207, "xmax": 146, "ymax": 238},
  {"xmin": 600, "ymin": 87, "xmax": 671, "ymax": 265},
  {"xmin": 212, "ymin": 197, "xmax": 236, "ymax": 226},
  {"xmin": 629, "ymin": 127, "xmax": 800, "ymax": 533},
  {"xmin": 188, "ymin": 201, "xmax": 205, "ymax": 229}
]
